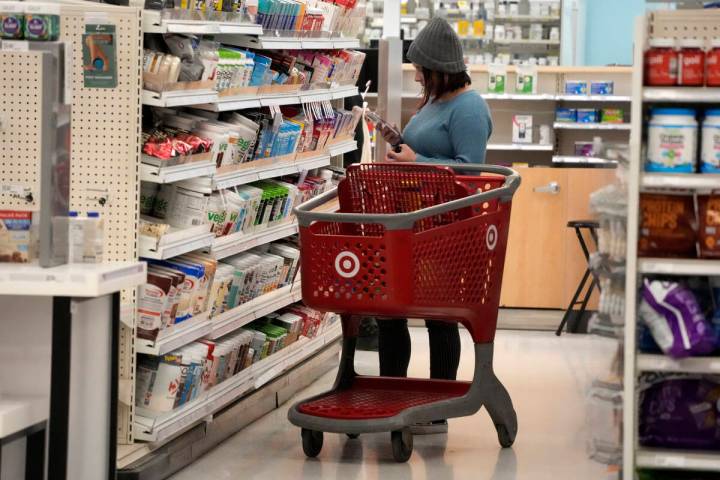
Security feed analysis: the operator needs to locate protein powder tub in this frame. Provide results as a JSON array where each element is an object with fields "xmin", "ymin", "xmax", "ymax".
[
  {"xmin": 646, "ymin": 108, "xmax": 698, "ymax": 173},
  {"xmin": 678, "ymin": 38, "xmax": 706, "ymax": 86},
  {"xmin": 645, "ymin": 38, "xmax": 678, "ymax": 86},
  {"xmin": 706, "ymin": 39, "xmax": 720, "ymax": 87},
  {"xmin": 701, "ymin": 110, "xmax": 720, "ymax": 173}
]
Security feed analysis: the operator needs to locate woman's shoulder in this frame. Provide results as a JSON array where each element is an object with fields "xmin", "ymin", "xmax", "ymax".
[{"xmin": 450, "ymin": 90, "xmax": 490, "ymax": 115}]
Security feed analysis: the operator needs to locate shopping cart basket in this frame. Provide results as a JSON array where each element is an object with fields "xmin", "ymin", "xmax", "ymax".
[{"xmin": 288, "ymin": 162, "xmax": 521, "ymax": 462}]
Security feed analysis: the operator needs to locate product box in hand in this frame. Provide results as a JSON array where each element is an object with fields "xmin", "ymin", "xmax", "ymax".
[
  {"xmin": 512, "ymin": 115, "xmax": 533, "ymax": 144},
  {"xmin": 0, "ymin": 211, "xmax": 32, "ymax": 263}
]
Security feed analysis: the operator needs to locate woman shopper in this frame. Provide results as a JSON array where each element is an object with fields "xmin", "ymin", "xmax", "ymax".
[{"xmin": 377, "ymin": 17, "xmax": 493, "ymax": 434}]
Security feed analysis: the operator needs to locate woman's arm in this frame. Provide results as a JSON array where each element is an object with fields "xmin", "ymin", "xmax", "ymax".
[{"xmin": 415, "ymin": 99, "xmax": 493, "ymax": 164}]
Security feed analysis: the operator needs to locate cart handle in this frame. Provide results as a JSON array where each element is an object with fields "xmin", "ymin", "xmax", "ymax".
[{"xmin": 295, "ymin": 164, "xmax": 521, "ymax": 231}]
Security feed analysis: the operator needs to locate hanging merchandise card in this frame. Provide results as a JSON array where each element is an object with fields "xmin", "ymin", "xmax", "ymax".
[{"xmin": 82, "ymin": 24, "xmax": 117, "ymax": 88}]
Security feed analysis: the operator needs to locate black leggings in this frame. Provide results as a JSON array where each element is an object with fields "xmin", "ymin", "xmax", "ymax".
[{"xmin": 377, "ymin": 319, "xmax": 461, "ymax": 380}]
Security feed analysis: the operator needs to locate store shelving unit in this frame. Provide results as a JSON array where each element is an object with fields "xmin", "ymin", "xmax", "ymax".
[
  {"xmin": 642, "ymin": 87, "xmax": 720, "ymax": 103},
  {"xmin": 487, "ymin": 143, "xmax": 554, "ymax": 151},
  {"xmin": 135, "ymin": 313, "xmax": 213, "ymax": 356},
  {"xmin": 111, "ymin": 5, "xmax": 364, "ymax": 473},
  {"xmin": 623, "ymin": 9, "xmax": 720, "ymax": 477},
  {"xmin": 553, "ymin": 122, "xmax": 632, "ymax": 131},
  {"xmin": 208, "ymin": 281, "xmax": 303, "ymax": 340},
  {"xmin": 142, "ymin": 9, "xmax": 263, "ymax": 35},
  {"xmin": 642, "ymin": 173, "xmax": 720, "ymax": 190},
  {"xmin": 140, "ymin": 160, "xmax": 216, "ymax": 184},
  {"xmin": 210, "ymin": 221, "xmax": 299, "ymax": 260},
  {"xmin": 134, "ymin": 321, "xmax": 340, "ymax": 443}
]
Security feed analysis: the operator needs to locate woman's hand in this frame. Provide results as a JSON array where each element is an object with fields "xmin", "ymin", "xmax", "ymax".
[
  {"xmin": 378, "ymin": 122, "xmax": 402, "ymax": 146},
  {"xmin": 385, "ymin": 144, "xmax": 417, "ymax": 163}
]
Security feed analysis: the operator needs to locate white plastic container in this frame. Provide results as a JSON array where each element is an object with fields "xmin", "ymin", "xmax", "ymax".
[
  {"xmin": 701, "ymin": 109, "xmax": 720, "ymax": 173},
  {"xmin": 67, "ymin": 211, "xmax": 104, "ymax": 263},
  {"xmin": 646, "ymin": 108, "xmax": 698, "ymax": 173}
]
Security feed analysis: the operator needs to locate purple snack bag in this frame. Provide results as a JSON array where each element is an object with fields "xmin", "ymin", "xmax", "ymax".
[
  {"xmin": 639, "ymin": 374, "xmax": 720, "ymax": 450},
  {"xmin": 640, "ymin": 279, "xmax": 717, "ymax": 358}
]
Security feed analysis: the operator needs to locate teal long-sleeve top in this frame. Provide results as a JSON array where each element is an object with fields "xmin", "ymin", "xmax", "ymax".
[{"xmin": 402, "ymin": 89, "xmax": 492, "ymax": 164}]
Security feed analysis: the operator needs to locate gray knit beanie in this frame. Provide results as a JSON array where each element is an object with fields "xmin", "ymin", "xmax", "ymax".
[{"xmin": 407, "ymin": 17, "xmax": 465, "ymax": 74}]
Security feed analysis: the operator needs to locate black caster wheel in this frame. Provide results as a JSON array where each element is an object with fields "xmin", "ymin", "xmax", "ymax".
[
  {"xmin": 495, "ymin": 423, "xmax": 515, "ymax": 448},
  {"xmin": 346, "ymin": 433, "xmax": 360, "ymax": 439},
  {"xmin": 391, "ymin": 429, "xmax": 413, "ymax": 463},
  {"xmin": 301, "ymin": 429, "xmax": 323, "ymax": 458}
]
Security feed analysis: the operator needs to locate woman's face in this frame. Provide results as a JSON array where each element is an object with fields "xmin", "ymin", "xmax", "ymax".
[{"xmin": 413, "ymin": 64, "xmax": 424, "ymax": 86}]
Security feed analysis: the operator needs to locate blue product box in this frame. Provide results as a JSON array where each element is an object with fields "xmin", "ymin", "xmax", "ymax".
[
  {"xmin": 556, "ymin": 108, "xmax": 577, "ymax": 123},
  {"xmin": 577, "ymin": 108, "xmax": 599, "ymax": 123},
  {"xmin": 590, "ymin": 81, "xmax": 614, "ymax": 95},
  {"xmin": 564, "ymin": 80, "xmax": 588, "ymax": 95}
]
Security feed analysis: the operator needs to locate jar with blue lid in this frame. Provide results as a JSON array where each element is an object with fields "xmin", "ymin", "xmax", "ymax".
[
  {"xmin": 701, "ymin": 110, "xmax": 720, "ymax": 173},
  {"xmin": 646, "ymin": 107, "xmax": 698, "ymax": 173}
]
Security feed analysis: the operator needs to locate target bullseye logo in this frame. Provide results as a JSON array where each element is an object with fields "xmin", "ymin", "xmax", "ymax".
[
  {"xmin": 335, "ymin": 251, "xmax": 360, "ymax": 278},
  {"xmin": 486, "ymin": 225, "xmax": 498, "ymax": 251}
]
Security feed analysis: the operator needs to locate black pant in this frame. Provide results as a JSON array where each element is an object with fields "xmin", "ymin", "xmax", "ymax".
[{"xmin": 377, "ymin": 319, "xmax": 461, "ymax": 380}]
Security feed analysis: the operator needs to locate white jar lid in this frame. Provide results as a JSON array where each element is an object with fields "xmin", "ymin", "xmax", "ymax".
[
  {"xmin": 679, "ymin": 38, "xmax": 704, "ymax": 49},
  {"xmin": 649, "ymin": 37, "xmax": 675, "ymax": 48},
  {"xmin": 711, "ymin": 38, "xmax": 720, "ymax": 48}
]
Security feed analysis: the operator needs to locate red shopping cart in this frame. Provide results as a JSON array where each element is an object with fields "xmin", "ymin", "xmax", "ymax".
[{"xmin": 288, "ymin": 162, "xmax": 521, "ymax": 462}]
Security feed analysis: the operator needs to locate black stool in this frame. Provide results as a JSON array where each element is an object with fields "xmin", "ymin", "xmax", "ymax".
[{"xmin": 556, "ymin": 220, "xmax": 600, "ymax": 336}]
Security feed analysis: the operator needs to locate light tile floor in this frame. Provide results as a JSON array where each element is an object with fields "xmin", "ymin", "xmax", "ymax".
[{"xmin": 170, "ymin": 329, "xmax": 618, "ymax": 480}]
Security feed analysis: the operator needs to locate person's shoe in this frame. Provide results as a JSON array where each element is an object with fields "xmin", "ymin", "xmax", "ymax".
[{"xmin": 410, "ymin": 420, "xmax": 448, "ymax": 435}]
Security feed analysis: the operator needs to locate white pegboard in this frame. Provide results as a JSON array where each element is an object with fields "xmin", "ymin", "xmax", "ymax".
[
  {"xmin": 648, "ymin": 9, "xmax": 720, "ymax": 41},
  {"xmin": 57, "ymin": 2, "xmax": 143, "ymax": 444},
  {"xmin": 0, "ymin": 51, "xmax": 44, "ymax": 210}
]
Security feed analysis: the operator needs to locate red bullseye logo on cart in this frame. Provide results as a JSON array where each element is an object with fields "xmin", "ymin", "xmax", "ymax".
[
  {"xmin": 486, "ymin": 225, "xmax": 498, "ymax": 251},
  {"xmin": 335, "ymin": 251, "xmax": 360, "ymax": 278}
]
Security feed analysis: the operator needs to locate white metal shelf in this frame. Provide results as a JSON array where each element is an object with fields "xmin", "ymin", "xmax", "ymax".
[
  {"xmin": 638, "ymin": 258, "xmax": 720, "ymax": 276},
  {"xmin": 552, "ymin": 156, "xmax": 618, "ymax": 165},
  {"xmin": 487, "ymin": 143, "xmax": 553, "ymax": 151},
  {"xmin": 139, "ymin": 223, "xmax": 215, "ymax": 260},
  {"xmin": 494, "ymin": 14, "xmax": 561, "ymax": 22},
  {"xmin": 142, "ymin": 9, "xmax": 262, "ymax": 35},
  {"xmin": 553, "ymin": 122, "xmax": 631, "ymax": 131},
  {"xmin": 328, "ymin": 139, "xmax": 358, "ymax": 157},
  {"xmin": 494, "ymin": 38, "xmax": 560, "ymax": 46},
  {"xmin": 643, "ymin": 87, "xmax": 720, "ymax": 103},
  {"xmin": 216, "ymin": 33, "xmax": 360, "ymax": 50},
  {"xmin": 208, "ymin": 282, "xmax": 303, "ymax": 340},
  {"xmin": 637, "ymin": 354, "xmax": 720, "ymax": 374},
  {"xmin": 637, "ymin": 448, "xmax": 720, "ymax": 471},
  {"xmin": 556, "ymin": 94, "xmax": 632, "ymax": 102},
  {"xmin": 0, "ymin": 395, "xmax": 48, "ymax": 439},
  {"xmin": 211, "ymin": 221, "xmax": 298, "ymax": 260},
  {"xmin": 212, "ymin": 152, "xmax": 333, "ymax": 190},
  {"xmin": 136, "ymin": 313, "xmax": 212, "ymax": 356},
  {"xmin": 140, "ymin": 161, "xmax": 216, "ymax": 184},
  {"xmin": 142, "ymin": 89, "xmax": 218, "ymax": 108},
  {"xmin": 196, "ymin": 85, "xmax": 359, "ymax": 112},
  {"xmin": 0, "ymin": 262, "xmax": 146, "ymax": 297},
  {"xmin": 642, "ymin": 173, "xmax": 720, "ymax": 190},
  {"xmin": 134, "ymin": 322, "xmax": 341, "ymax": 442},
  {"xmin": 483, "ymin": 93, "xmax": 556, "ymax": 101}
]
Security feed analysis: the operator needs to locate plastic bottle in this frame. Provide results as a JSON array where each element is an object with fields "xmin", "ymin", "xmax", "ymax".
[
  {"xmin": 646, "ymin": 108, "xmax": 698, "ymax": 173},
  {"xmin": 678, "ymin": 38, "xmax": 706, "ymax": 86}
]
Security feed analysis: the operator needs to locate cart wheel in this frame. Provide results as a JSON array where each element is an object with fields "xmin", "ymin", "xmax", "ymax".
[
  {"xmin": 391, "ymin": 429, "xmax": 413, "ymax": 463},
  {"xmin": 346, "ymin": 433, "xmax": 360, "ymax": 439},
  {"xmin": 495, "ymin": 423, "xmax": 515, "ymax": 448},
  {"xmin": 301, "ymin": 429, "xmax": 323, "ymax": 458}
]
